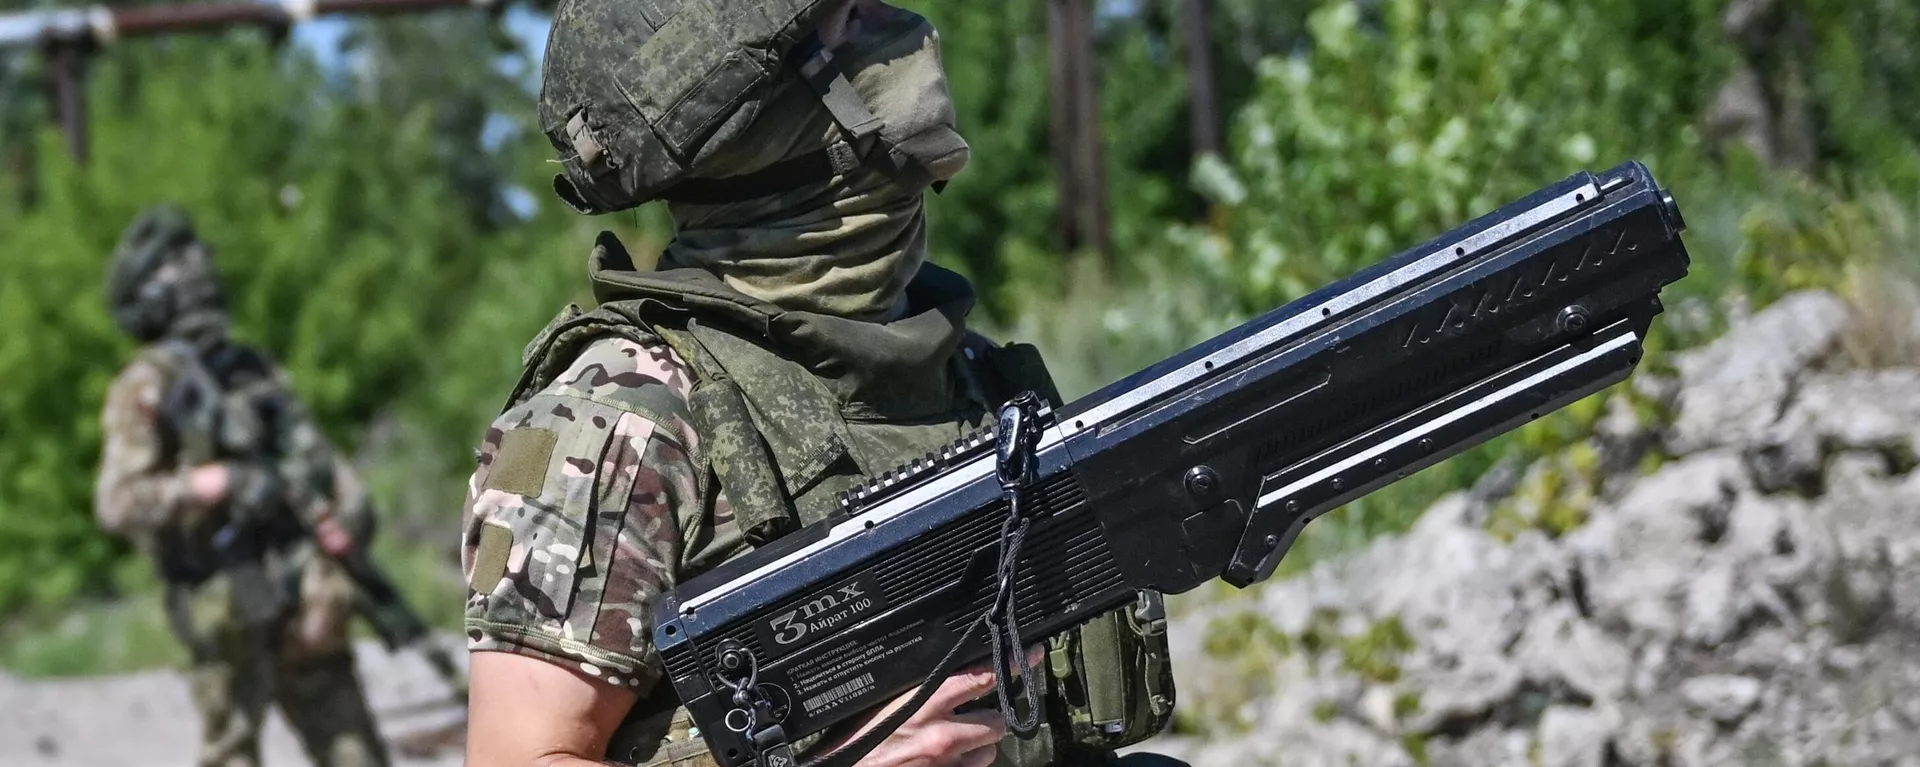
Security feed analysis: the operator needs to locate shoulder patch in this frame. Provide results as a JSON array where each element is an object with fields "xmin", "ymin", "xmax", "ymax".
[
  {"xmin": 470, "ymin": 520, "xmax": 515, "ymax": 597},
  {"xmin": 486, "ymin": 427, "xmax": 559, "ymax": 498}
]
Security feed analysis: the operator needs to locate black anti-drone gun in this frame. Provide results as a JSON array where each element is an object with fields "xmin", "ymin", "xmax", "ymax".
[{"xmin": 655, "ymin": 161, "xmax": 1691, "ymax": 767}]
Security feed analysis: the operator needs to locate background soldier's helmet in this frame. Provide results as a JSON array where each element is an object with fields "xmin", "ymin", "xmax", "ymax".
[{"xmin": 106, "ymin": 205, "xmax": 227, "ymax": 342}]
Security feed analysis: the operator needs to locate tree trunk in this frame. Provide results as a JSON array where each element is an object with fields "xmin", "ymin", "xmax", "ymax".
[
  {"xmin": 1047, "ymin": 0, "xmax": 1111, "ymax": 260},
  {"xmin": 1705, "ymin": 0, "xmax": 1817, "ymax": 172},
  {"xmin": 1182, "ymin": 0, "xmax": 1221, "ymax": 158},
  {"xmin": 44, "ymin": 42, "xmax": 90, "ymax": 165}
]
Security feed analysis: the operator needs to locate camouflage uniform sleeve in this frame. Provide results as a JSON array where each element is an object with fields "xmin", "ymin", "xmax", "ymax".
[
  {"xmin": 95, "ymin": 357, "xmax": 208, "ymax": 537},
  {"xmin": 461, "ymin": 336, "xmax": 704, "ymax": 692}
]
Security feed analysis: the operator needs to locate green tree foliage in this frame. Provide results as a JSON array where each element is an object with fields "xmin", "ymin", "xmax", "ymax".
[
  {"xmin": 1170, "ymin": 0, "xmax": 1725, "ymax": 309},
  {"xmin": 1797, "ymin": 0, "xmax": 1920, "ymax": 183},
  {"xmin": 0, "ymin": 36, "xmax": 624, "ymax": 614},
  {"xmin": 915, "ymin": 0, "xmax": 1215, "ymax": 310}
]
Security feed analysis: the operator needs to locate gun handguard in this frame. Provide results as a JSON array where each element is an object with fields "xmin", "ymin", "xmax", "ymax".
[{"xmin": 656, "ymin": 162, "xmax": 1692, "ymax": 767}]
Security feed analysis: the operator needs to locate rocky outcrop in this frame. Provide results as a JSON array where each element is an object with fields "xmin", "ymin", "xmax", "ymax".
[{"xmin": 1142, "ymin": 291, "xmax": 1920, "ymax": 767}]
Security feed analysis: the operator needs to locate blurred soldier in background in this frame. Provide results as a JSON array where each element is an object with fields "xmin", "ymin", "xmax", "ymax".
[{"xmin": 93, "ymin": 206, "xmax": 390, "ymax": 767}]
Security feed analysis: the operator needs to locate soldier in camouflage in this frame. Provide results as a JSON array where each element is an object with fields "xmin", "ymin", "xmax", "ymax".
[
  {"xmin": 95, "ymin": 206, "xmax": 390, "ymax": 767},
  {"xmin": 464, "ymin": 2, "xmax": 1177, "ymax": 767}
]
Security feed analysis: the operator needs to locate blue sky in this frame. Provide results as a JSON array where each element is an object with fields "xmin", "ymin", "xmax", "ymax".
[
  {"xmin": 289, "ymin": 5, "xmax": 552, "ymax": 155},
  {"xmin": 290, "ymin": 3, "xmax": 553, "ymax": 84},
  {"xmin": 286, "ymin": 5, "xmax": 552, "ymax": 218}
]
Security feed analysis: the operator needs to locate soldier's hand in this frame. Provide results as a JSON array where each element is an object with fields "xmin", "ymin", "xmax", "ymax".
[
  {"xmin": 837, "ymin": 645, "xmax": 1043, "ymax": 767},
  {"xmin": 314, "ymin": 516, "xmax": 354, "ymax": 557},
  {"xmin": 187, "ymin": 463, "xmax": 230, "ymax": 505}
]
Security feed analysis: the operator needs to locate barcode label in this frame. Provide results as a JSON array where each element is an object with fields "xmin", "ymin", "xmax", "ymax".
[{"xmin": 803, "ymin": 673, "xmax": 875, "ymax": 715}]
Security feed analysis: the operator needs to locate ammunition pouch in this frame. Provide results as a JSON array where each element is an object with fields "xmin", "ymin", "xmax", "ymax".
[{"xmin": 1047, "ymin": 592, "xmax": 1176, "ymax": 749}]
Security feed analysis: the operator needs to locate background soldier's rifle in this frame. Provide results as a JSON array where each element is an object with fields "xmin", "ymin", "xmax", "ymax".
[{"xmin": 331, "ymin": 541, "xmax": 468, "ymax": 699}]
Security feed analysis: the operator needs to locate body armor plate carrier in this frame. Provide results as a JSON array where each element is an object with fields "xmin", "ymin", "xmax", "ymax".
[{"xmin": 508, "ymin": 234, "xmax": 1174, "ymax": 767}]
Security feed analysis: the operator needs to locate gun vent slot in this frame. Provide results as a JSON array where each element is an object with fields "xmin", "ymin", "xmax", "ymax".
[
  {"xmin": 1252, "ymin": 336, "xmax": 1504, "ymax": 473},
  {"xmin": 664, "ymin": 643, "xmax": 699, "ymax": 680}
]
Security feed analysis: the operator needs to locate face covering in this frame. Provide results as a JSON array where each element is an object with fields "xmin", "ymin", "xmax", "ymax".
[{"xmin": 656, "ymin": 6, "xmax": 970, "ymax": 323}]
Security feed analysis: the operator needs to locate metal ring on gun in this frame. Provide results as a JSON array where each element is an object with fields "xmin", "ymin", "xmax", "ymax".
[{"xmin": 725, "ymin": 708, "xmax": 754, "ymax": 733}]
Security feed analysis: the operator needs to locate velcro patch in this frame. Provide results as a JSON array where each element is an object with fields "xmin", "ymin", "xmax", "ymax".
[
  {"xmin": 486, "ymin": 427, "xmax": 558, "ymax": 498},
  {"xmin": 471, "ymin": 521, "xmax": 514, "ymax": 596}
]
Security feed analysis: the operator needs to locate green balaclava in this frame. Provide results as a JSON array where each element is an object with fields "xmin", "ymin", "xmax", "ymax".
[
  {"xmin": 106, "ymin": 205, "xmax": 229, "ymax": 345},
  {"xmin": 658, "ymin": 5, "xmax": 969, "ymax": 322},
  {"xmin": 546, "ymin": 0, "xmax": 971, "ymax": 323}
]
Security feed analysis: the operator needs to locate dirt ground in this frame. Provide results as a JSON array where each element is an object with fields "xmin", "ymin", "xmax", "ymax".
[{"xmin": 0, "ymin": 635, "xmax": 469, "ymax": 767}]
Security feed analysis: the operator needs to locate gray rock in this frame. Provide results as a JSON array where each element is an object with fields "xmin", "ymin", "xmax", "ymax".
[
  {"xmin": 1669, "ymin": 290, "xmax": 1849, "ymax": 454},
  {"xmin": 1513, "ymin": 605, "xmax": 1630, "ymax": 702},
  {"xmin": 1358, "ymin": 684, "xmax": 1399, "ymax": 732},
  {"xmin": 1745, "ymin": 424, "xmax": 1824, "ymax": 494},
  {"xmin": 1170, "ymin": 718, "xmax": 1415, "ymax": 767},
  {"xmin": 1613, "ymin": 716, "xmax": 1685, "ymax": 766},
  {"xmin": 1669, "ymin": 725, "xmax": 1722, "ymax": 767},
  {"xmin": 1565, "ymin": 451, "xmax": 1747, "ymax": 638},
  {"xmin": 1537, "ymin": 706, "xmax": 1616, "ymax": 767},
  {"xmin": 1137, "ymin": 303, "xmax": 1920, "ymax": 767},
  {"xmin": 1729, "ymin": 628, "xmax": 1803, "ymax": 674},
  {"xmin": 1630, "ymin": 641, "xmax": 1672, "ymax": 700},
  {"xmin": 1681, "ymin": 675, "xmax": 1764, "ymax": 724},
  {"xmin": 1776, "ymin": 370, "xmax": 1920, "ymax": 452},
  {"xmin": 1683, "ymin": 562, "xmax": 1741, "ymax": 646},
  {"xmin": 1428, "ymin": 728, "xmax": 1533, "ymax": 767},
  {"xmin": 1404, "ymin": 655, "xmax": 1525, "ymax": 734}
]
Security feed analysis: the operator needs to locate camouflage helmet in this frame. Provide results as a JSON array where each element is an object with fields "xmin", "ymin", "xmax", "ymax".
[
  {"xmin": 538, "ymin": 0, "xmax": 964, "ymax": 214},
  {"xmin": 106, "ymin": 205, "xmax": 226, "ymax": 342}
]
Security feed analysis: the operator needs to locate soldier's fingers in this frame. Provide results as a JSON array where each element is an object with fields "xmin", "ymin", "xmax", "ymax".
[
  {"xmin": 919, "ymin": 666, "xmax": 1000, "ymax": 720},
  {"xmin": 957, "ymin": 743, "xmax": 1001, "ymax": 767},
  {"xmin": 1020, "ymin": 644, "xmax": 1043, "ymax": 676},
  {"xmin": 956, "ymin": 643, "xmax": 1044, "ymax": 680}
]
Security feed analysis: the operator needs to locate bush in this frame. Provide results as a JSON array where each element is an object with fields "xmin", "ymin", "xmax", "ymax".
[{"xmin": 1170, "ymin": 0, "xmax": 1722, "ymax": 311}]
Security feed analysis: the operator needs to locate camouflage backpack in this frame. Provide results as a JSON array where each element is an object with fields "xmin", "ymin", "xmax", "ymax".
[
  {"xmin": 508, "ymin": 235, "xmax": 1175, "ymax": 767},
  {"xmin": 541, "ymin": 0, "xmax": 932, "ymax": 214}
]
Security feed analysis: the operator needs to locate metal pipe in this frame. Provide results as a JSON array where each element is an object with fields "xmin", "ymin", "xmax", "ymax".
[{"xmin": 0, "ymin": 0, "xmax": 503, "ymax": 164}]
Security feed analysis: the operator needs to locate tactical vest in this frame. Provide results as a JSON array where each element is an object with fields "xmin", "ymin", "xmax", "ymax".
[
  {"xmin": 144, "ymin": 340, "xmax": 314, "ymax": 625},
  {"xmin": 507, "ymin": 235, "xmax": 1175, "ymax": 767}
]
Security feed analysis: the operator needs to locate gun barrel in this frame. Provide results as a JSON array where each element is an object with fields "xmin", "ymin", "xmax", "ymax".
[{"xmin": 656, "ymin": 161, "xmax": 1691, "ymax": 767}]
